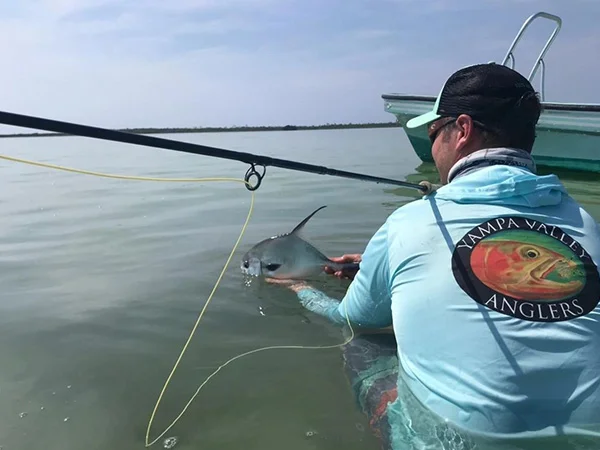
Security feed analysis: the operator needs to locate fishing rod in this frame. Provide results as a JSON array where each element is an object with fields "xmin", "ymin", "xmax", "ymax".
[{"xmin": 0, "ymin": 110, "xmax": 434, "ymax": 193}]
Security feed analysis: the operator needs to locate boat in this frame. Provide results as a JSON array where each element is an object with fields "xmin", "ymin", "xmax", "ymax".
[{"xmin": 381, "ymin": 12, "xmax": 600, "ymax": 174}]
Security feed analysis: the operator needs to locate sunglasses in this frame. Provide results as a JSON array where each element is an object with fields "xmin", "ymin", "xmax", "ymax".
[
  {"xmin": 427, "ymin": 116, "xmax": 497, "ymax": 145},
  {"xmin": 427, "ymin": 117, "xmax": 456, "ymax": 145}
]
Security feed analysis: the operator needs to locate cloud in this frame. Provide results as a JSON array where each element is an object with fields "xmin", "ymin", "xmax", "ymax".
[{"xmin": 0, "ymin": 0, "xmax": 598, "ymax": 134}]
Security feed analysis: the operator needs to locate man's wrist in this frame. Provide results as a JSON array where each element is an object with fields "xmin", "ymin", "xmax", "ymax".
[{"xmin": 288, "ymin": 281, "xmax": 311, "ymax": 293}]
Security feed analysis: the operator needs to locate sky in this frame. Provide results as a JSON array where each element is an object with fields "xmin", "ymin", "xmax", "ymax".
[{"xmin": 0, "ymin": 0, "xmax": 599, "ymax": 132}]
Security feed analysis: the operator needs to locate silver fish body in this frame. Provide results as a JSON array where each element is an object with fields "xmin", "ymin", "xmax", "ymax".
[{"xmin": 240, "ymin": 206, "xmax": 358, "ymax": 280}]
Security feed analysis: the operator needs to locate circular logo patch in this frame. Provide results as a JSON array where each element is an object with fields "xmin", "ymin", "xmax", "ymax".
[{"xmin": 452, "ymin": 216, "xmax": 600, "ymax": 322}]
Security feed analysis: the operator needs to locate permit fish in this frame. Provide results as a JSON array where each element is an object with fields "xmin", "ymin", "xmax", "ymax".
[{"xmin": 240, "ymin": 205, "xmax": 359, "ymax": 280}]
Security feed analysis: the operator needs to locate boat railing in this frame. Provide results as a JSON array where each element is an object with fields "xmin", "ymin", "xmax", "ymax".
[{"xmin": 500, "ymin": 11, "xmax": 562, "ymax": 101}]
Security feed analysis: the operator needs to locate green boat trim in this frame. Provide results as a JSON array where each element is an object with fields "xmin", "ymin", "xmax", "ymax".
[{"xmin": 381, "ymin": 12, "xmax": 600, "ymax": 174}]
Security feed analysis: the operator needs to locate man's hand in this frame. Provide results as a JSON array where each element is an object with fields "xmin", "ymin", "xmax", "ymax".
[
  {"xmin": 324, "ymin": 253, "xmax": 362, "ymax": 280},
  {"xmin": 265, "ymin": 278, "xmax": 310, "ymax": 293}
]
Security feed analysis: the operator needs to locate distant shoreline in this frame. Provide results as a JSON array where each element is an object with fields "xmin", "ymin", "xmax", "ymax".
[{"xmin": 0, "ymin": 121, "xmax": 399, "ymax": 138}]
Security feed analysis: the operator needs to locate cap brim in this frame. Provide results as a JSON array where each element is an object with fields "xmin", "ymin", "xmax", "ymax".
[
  {"xmin": 405, "ymin": 78, "xmax": 449, "ymax": 129},
  {"xmin": 405, "ymin": 110, "xmax": 441, "ymax": 129}
]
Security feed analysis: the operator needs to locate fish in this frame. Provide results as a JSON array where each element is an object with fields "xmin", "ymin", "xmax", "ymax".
[
  {"xmin": 240, "ymin": 205, "xmax": 359, "ymax": 280},
  {"xmin": 470, "ymin": 235, "xmax": 585, "ymax": 301}
]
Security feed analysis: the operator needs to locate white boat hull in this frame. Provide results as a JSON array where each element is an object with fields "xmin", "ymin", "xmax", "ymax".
[{"xmin": 382, "ymin": 95, "xmax": 600, "ymax": 173}]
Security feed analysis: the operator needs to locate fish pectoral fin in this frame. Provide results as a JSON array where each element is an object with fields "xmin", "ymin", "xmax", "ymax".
[{"xmin": 290, "ymin": 205, "xmax": 328, "ymax": 235}]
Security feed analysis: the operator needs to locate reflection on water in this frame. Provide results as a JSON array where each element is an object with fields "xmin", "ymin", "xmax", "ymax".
[{"xmin": 381, "ymin": 161, "xmax": 600, "ymax": 217}]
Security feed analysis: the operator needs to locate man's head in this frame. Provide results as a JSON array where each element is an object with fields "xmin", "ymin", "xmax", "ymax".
[{"xmin": 406, "ymin": 63, "xmax": 542, "ymax": 184}]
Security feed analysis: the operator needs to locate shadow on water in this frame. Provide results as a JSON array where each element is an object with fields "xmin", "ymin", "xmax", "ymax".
[
  {"xmin": 537, "ymin": 167, "xmax": 600, "ymax": 208},
  {"xmin": 396, "ymin": 162, "xmax": 600, "ymax": 189},
  {"xmin": 537, "ymin": 166, "xmax": 600, "ymax": 183},
  {"xmin": 377, "ymin": 162, "xmax": 440, "ymax": 208},
  {"xmin": 379, "ymin": 162, "xmax": 600, "ymax": 209}
]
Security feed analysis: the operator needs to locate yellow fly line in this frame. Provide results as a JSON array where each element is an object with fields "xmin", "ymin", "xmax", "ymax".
[{"xmin": 0, "ymin": 153, "xmax": 355, "ymax": 447}]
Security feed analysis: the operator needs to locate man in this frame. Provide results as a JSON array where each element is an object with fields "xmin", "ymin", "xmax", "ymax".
[{"xmin": 269, "ymin": 63, "xmax": 600, "ymax": 449}]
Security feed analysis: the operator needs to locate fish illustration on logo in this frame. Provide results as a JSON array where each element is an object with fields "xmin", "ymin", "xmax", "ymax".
[
  {"xmin": 452, "ymin": 217, "xmax": 600, "ymax": 322},
  {"xmin": 470, "ymin": 231, "xmax": 586, "ymax": 301}
]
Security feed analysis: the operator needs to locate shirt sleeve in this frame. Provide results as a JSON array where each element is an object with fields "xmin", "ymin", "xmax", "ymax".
[{"xmin": 294, "ymin": 221, "xmax": 392, "ymax": 328}]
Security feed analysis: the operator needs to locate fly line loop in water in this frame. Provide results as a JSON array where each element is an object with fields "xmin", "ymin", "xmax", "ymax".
[
  {"xmin": 0, "ymin": 152, "xmax": 356, "ymax": 448},
  {"xmin": 0, "ymin": 108, "xmax": 436, "ymax": 447}
]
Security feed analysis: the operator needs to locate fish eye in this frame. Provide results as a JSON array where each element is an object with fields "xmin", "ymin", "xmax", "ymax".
[
  {"xmin": 265, "ymin": 263, "xmax": 281, "ymax": 272},
  {"xmin": 243, "ymin": 260, "xmax": 249, "ymax": 268},
  {"xmin": 523, "ymin": 248, "xmax": 540, "ymax": 259}
]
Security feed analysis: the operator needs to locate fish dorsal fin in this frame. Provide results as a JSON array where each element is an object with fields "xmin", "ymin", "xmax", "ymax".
[{"xmin": 290, "ymin": 205, "xmax": 327, "ymax": 235}]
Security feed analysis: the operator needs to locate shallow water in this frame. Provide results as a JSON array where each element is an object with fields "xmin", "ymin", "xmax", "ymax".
[{"xmin": 0, "ymin": 127, "xmax": 598, "ymax": 450}]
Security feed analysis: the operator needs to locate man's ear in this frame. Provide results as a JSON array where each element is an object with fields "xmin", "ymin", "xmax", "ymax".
[{"xmin": 454, "ymin": 114, "xmax": 476, "ymax": 152}]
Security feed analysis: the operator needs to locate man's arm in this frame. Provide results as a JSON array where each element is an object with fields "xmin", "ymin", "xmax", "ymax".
[{"xmin": 286, "ymin": 222, "xmax": 393, "ymax": 328}]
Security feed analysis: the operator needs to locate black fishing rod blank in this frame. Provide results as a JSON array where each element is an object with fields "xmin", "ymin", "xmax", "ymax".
[{"xmin": 0, "ymin": 110, "xmax": 433, "ymax": 193}]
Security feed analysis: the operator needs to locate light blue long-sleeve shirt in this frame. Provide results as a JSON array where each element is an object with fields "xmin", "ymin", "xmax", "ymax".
[
  {"xmin": 295, "ymin": 222, "xmax": 392, "ymax": 328},
  {"xmin": 291, "ymin": 162, "xmax": 600, "ymax": 447}
]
